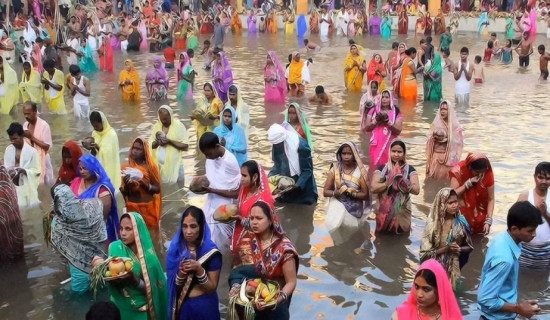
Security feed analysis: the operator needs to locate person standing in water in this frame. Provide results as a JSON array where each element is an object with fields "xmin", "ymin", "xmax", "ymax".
[
  {"xmin": 538, "ymin": 45, "xmax": 550, "ymax": 80},
  {"xmin": 515, "ymin": 32, "xmax": 533, "ymax": 68},
  {"xmin": 67, "ymin": 65, "xmax": 91, "ymax": 119},
  {"xmin": 22, "ymin": 101, "xmax": 54, "ymax": 185},
  {"xmin": 453, "ymin": 47, "xmax": 473, "ymax": 106}
]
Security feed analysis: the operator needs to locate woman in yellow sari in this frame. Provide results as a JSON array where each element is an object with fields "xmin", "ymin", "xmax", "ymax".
[
  {"xmin": 268, "ymin": 10, "xmax": 278, "ymax": 33},
  {"xmin": 119, "ymin": 59, "xmax": 140, "ymax": 101},
  {"xmin": 398, "ymin": 48, "xmax": 420, "ymax": 101},
  {"xmin": 19, "ymin": 61, "xmax": 43, "ymax": 103},
  {"xmin": 42, "ymin": 59, "xmax": 66, "ymax": 115},
  {"xmin": 89, "ymin": 110, "xmax": 122, "ymax": 188},
  {"xmin": 344, "ymin": 44, "xmax": 366, "ymax": 92},
  {"xmin": 284, "ymin": 9, "xmax": 295, "ymax": 34},
  {"xmin": 0, "ymin": 56, "xmax": 20, "ymax": 115},
  {"xmin": 192, "ymin": 82, "xmax": 223, "ymax": 142}
]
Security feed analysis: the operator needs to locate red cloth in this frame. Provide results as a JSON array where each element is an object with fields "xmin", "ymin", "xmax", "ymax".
[
  {"xmin": 57, "ymin": 141, "xmax": 83, "ymax": 184},
  {"xmin": 449, "ymin": 153, "xmax": 494, "ymax": 233},
  {"xmin": 164, "ymin": 47, "xmax": 176, "ymax": 64}
]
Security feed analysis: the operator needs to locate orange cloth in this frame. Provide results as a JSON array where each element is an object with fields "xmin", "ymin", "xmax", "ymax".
[
  {"xmin": 399, "ymin": 57, "xmax": 417, "ymax": 101},
  {"xmin": 121, "ymin": 137, "xmax": 161, "ymax": 227},
  {"xmin": 288, "ymin": 58, "xmax": 305, "ymax": 85},
  {"xmin": 119, "ymin": 59, "xmax": 141, "ymax": 101},
  {"xmin": 231, "ymin": 13, "xmax": 242, "ymax": 33}
]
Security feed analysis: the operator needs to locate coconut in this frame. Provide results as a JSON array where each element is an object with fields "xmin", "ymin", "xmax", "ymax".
[{"xmin": 190, "ymin": 175, "xmax": 210, "ymax": 193}]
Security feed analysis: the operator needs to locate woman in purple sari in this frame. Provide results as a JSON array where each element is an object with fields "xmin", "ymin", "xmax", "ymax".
[
  {"xmin": 370, "ymin": 12, "xmax": 381, "ymax": 35},
  {"xmin": 146, "ymin": 56, "xmax": 169, "ymax": 101},
  {"xmin": 264, "ymin": 51, "xmax": 287, "ymax": 103},
  {"xmin": 211, "ymin": 50, "xmax": 234, "ymax": 103},
  {"xmin": 247, "ymin": 10, "xmax": 258, "ymax": 33}
]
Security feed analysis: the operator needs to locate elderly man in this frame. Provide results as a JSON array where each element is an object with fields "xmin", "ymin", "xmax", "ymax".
[{"xmin": 22, "ymin": 101, "xmax": 53, "ymax": 185}]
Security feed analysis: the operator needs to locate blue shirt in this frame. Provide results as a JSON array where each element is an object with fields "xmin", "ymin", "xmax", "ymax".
[{"xmin": 477, "ymin": 231, "xmax": 522, "ymax": 320}]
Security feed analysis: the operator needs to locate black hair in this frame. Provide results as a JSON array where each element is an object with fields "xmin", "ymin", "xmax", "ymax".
[
  {"xmin": 490, "ymin": 32, "xmax": 497, "ymax": 37},
  {"xmin": 315, "ymin": 85, "xmax": 324, "ymax": 94},
  {"xmin": 187, "ymin": 48, "xmax": 194, "ymax": 56},
  {"xmin": 241, "ymin": 160, "xmax": 260, "ymax": 186},
  {"xmin": 303, "ymin": 39, "xmax": 309, "ymax": 44},
  {"xmin": 203, "ymin": 82, "xmax": 214, "ymax": 91},
  {"xmin": 420, "ymin": 39, "xmax": 426, "ymax": 44},
  {"xmin": 487, "ymin": 40, "xmax": 494, "ymax": 49},
  {"xmin": 392, "ymin": 41, "xmax": 399, "ymax": 49},
  {"xmin": 415, "ymin": 269, "xmax": 438, "ymax": 289},
  {"xmin": 441, "ymin": 48, "xmax": 450, "ymax": 57},
  {"xmin": 538, "ymin": 44, "xmax": 545, "ymax": 51},
  {"xmin": 166, "ymin": 39, "xmax": 172, "ymax": 46},
  {"xmin": 216, "ymin": 17, "xmax": 220, "ymax": 23},
  {"xmin": 204, "ymin": 39, "xmax": 211, "ymax": 45},
  {"xmin": 535, "ymin": 161, "xmax": 550, "ymax": 176},
  {"xmin": 348, "ymin": 39, "xmax": 356, "ymax": 45},
  {"xmin": 36, "ymin": 37, "xmax": 43, "ymax": 43},
  {"xmin": 469, "ymin": 158, "xmax": 488, "ymax": 171},
  {"xmin": 69, "ymin": 64, "xmax": 81, "ymax": 75},
  {"xmin": 228, "ymin": 85, "xmax": 238, "ymax": 93},
  {"xmin": 212, "ymin": 47, "xmax": 221, "ymax": 55},
  {"xmin": 89, "ymin": 111, "xmax": 102, "ymax": 124},
  {"xmin": 390, "ymin": 140, "xmax": 406, "ymax": 154},
  {"xmin": 426, "ymin": 36, "xmax": 432, "ymax": 43},
  {"xmin": 23, "ymin": 61, "xmax": 31, "ymax": 68},
  {"xmin": 260, "ymin": 17, "xmax": 264, "ymax": 21},
  {"xmin": 86, "ymin": 301, "xmax": 121, "ymax": 320},
  {"xmin": 24, "ymin": 101, "xmax": 38, "ymax": 111},
  {"xmin": 370, "ymin": 80, "xmax": 379, "ymax": 88},
  {"xmin": 181, "ymin": 206, "xmax": 206, "ymax": 245},
  {"xmin": 7, "ymin": 122, "xmax": 24, "ymax": 136},
  {"xmin": 43, "ymin": 59, "xmax": 55, "ymax": 69},
  {"xmin": 198, "ymin": 132, "xmax": 220, "ymax": 153},
  {"xmin": 406, "ymin": 47, "xmax": 417, "ymax": 55},
  {"xmin": 288, "ymin": 54, "xmax": 292, "ymax": 62},
  {"xmin": 507, "ymin": 201, "xmax": 542, "ymax": 230},
  {"xmin": 474, "ymin": 55, "xmax": 482, "ymax": 63},
  {"xmin": 460, "ymin": 47, "xmax": 469, "ymax": 54},
  {"xmin": 251, "ymin": 201, "xmax": 274, "ymax": 225}
]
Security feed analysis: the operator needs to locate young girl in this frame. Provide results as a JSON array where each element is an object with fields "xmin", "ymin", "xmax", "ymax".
[
  {"xmin": 473, "ymin": 55, "xmax": 485, "ymax": 84},
  {"xmin": 499, "ymin": 39, "xmax": 514, "ymax": 65},
  {"xmin": 483, "ymin": 40, "xmax": 494, "ymax": 62}
]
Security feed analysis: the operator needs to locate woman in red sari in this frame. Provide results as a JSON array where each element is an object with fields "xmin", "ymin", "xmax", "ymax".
[
  {"xmin": 57, "ymin": 140, "xmax": 83, "ymax": 184},
  {"xmin": 233, "ymin": 160, "xmax": 274, "ymax": 251},
  {"xmin": 367, "ymin": 53, "xmax": 387, "ymax": 91},
  {"xmin": 449, "ymin": 153, "xmax": 495, "ymax": 235},
  {"xmin": 398, "ymin": 6, "xmax": 408, "ymax": 35},
  {"xmin": 424, "ymin": 12, "xmax": 433, "ymax": 35}
]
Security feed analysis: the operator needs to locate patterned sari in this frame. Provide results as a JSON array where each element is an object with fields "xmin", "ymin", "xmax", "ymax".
[
  {"xmin": 0, "ymin": 166, "xmax": 24, "ymax": 262},
  {"xmin": 420, "ymin": 188, "xmax": 473, "ymax": 289},
  {"xmin": 367, "ymin": 90, "xmax": 402, "ymax": 168},
  {"xmin": 108, "ymin": 213, "xmax": 168, "ymax": 320},
  {"xmin": 145, "ymin": 56, "xmax": 169, "ymax": 101},
  {"xmin": 211, "ymin": 51, "xmax": 234, "ymax": 103},
  {"xmin": 423, "ymin": 53, "xmax": 443, "ymax": 101},
  {"xmin": 194, "ymin": 82, "xmax": 224, "ymax": 142},
  {"xmin": 283, "ymin": 103, "xmax": 313, "ymax": 148}
]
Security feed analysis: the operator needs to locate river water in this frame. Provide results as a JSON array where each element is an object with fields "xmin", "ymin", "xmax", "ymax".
[{"xmin": 1, "ymin": 30, "xmax": 549, "ymax": 320}]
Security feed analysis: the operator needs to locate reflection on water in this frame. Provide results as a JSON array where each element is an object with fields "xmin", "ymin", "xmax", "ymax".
[{"xmin": 1, "ymin": 30, "xmax": 550, "ymax": 319}]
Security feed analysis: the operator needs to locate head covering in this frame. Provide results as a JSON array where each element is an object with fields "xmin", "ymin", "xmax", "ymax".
[
  {"xmin": 213, "ymin": 105, "xmax": 247, "ymax": 164},
  {"xmin": 128, "ymin": 136, "xmax": 161, "ymax": 188},
  {"xmin": 268, "ymin": 123, "xmax": 301, "ymax": 176},
  {"xmin": 283, "ymin": 102, "xmax": 313, "ymax": 148},
  {"xmin": 288, "ymin": 52, "xmax": 306, "ymax": 85},
  {"xmin": 264, "ymin": 51, "xmax": 287, "ymax": 96},
  {"xmin": 91, "ymin": 110, "xmax": 113, "ymax": 139},
  {"xmin": 425, "ymin": 187, "xmax": 470, "ymax": 246},
  {"xmin": 374, "ymin": 89, "xmax": 398, "ymax": 124},
  {"xmin": 58, "ymin": 141, "xmax": 84, "ymax": 184},
  {"xmin": 77, "ymin": 154, "xmax": 120, "ymax": 241},
  {"xmin": 146, "ymin": 56, "xmax": 168, "ymax": 91},
  {"xmin": 51, "ymin": 184, "xmax": 107, "ymax": 273},
  {"xmin": 212, "ymin": 51, "xmax": 234, "ymax": 98},
  {"xmin": 0, "ymin": 166, "xmax": 24, "ymax": 262},
  {"xmin": 110, "ymin": 212, "xmax": 168, "ymax": 320},
  {"xmin": 426, "ymin": 100, "xmax": 463, "ymax": 170},
  {"xmin": 336, "ymin": 141, "xmax": 369, "ymax": 188},
  {"xmin": 166, "ymin": 206, "xmax": 220, "ymax": 317},
  {"xmin": 397, "ymin": 259, "xmax": 463, "ymax": 319},
  {"xmin": 177, "ymin": 52, "xmax": 190, "ymax": 82}
]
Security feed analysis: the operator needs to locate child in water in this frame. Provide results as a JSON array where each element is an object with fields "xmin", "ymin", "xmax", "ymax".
[
  {"xmin": 483, "ymin": 40, "xmax": 494, "ymax": 62},
  {"xmin": 259, "ymin": 17, "xmax": 266, "ymax": 32},
  {"xmin": 200, "ymin": 39, "xmax": 213, "ymax": 70},
  {"xmin": 308, "ymin": 85, "xmax": 332, "ymax": 105},
  {"xmin": 538, "ymin": 44, "xmax": 550, "ymax": 80},
  {"xmin": 473, "ymin": 55, "xmax": 485, "ymax": 84},
  {"xmin": 498, "ymin": 39, "xmax": 514, "ymax": 65}
]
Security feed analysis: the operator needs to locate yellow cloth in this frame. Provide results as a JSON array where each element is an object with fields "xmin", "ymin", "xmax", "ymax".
[
  {"xmin": 237, "ymin": 0, "xmax": 243, "ymax": 14},
  {"xmin": 288, "ymin": 58, "xmax": 304, "ymax": 85},
  {"xmin": 344, "ymin": 53, "xmax": 365, "ymax": 92},
  {"xmin": 19, "ymin": 69, "xmax": 43, "ymax": 103},
  {"xmin": 119, "ymin": 59, "xmax": 141, "ymax": 101},
  {"xmin": 149, "ymin": 106, "xmax": 189, "ymax": 184},
  {"xmin": 43, "ymin": 69, "xmax": 67, "ymax": 114},
  {"xmin": 297, "ymin": 0, "xmax": 308, "ymax": 14},
  {"xmin": 0, "ymin": 61, "xmax": 20, "ymax": 115},
  {"xmin": 194, "ymin": 83, "xmax": 223, "ymax": 142},
  {"xmin": 91, "ymin": 110, "xmax": 122, "ymax": 188}
]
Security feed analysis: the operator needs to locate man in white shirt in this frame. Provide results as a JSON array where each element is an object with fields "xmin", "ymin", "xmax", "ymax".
[{"xmin": 62, "ymin": 32, "xmax": 81, "ymax": 66}]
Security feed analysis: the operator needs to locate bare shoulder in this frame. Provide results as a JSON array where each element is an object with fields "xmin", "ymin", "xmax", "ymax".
[{"xmin": 517, "ymin": 191, "xmax": 529, "ymax": 202}]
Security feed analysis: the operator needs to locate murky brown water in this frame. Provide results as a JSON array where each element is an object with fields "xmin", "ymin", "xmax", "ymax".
[{"xmin": 1, "ymin": 30, "xmax": 550, "ymax": 319}]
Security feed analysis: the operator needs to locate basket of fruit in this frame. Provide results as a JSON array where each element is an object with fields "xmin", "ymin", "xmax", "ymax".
[
  {"xmin": 90, "ymin": 257, "xmax": 134, "ymax": 295},
  {"xmin": 227, "ymin": 278, "xmax": 280, "ymax": 320},
  {"xmin": 213, "ymin": 204, "xmax": 239, "ymax": 222}
]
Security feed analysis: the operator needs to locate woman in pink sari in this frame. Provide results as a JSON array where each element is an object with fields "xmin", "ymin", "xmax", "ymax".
[
  {"xmin": 139, "ymin": 15, "xmax": 149, "ymax": 51},
  {"xmin": 264, "ymin": 51, "xmax": 287, "ymax": 103},
  {"xmin": 391, "ymin": 43, "xmax": 407, "ymax": 95},
  {"xmin": 363, "ymin": 90, "xmax": 403, "ymax": 169},
  {"xmin": 392, "ymin": 259, "xmax": 463, "ymax": 320}
]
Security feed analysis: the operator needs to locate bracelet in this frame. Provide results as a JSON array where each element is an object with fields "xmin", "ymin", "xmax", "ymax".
[
  {"xmin": 279, "ymin": 291, "xmax": 288, "ymax": 302},
  {"xmin": 464, "ymin": 179, "xmax": 473, "ymax": 190},
  {"xmin": 175, "ymin": 274, "xmax": 185, "ymax": 285},
  {"xmin": 197, "ymin": 269, "xmax": 208, "ymax": 284},
  {"xmin": 485, "ymin": 217, "xmax": 493, "ymax": 226},
  {"xmin": 148, "ymin": 184, "xmax": 152, "ymax": 192},
  {"xmin": 196, "ymin": 268, "xmax": 206, "ymax": 278}
]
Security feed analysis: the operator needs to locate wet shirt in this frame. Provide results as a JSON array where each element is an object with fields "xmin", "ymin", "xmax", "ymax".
[{"xmin": 214, "ymin": 23, "xmax": 225, "ymax": 48}]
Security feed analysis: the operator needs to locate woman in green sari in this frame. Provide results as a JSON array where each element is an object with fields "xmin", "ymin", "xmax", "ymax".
[
  {"xmin": 423, "ymin": 53, "xmax": 443, "ymax": 102},
  {"xmin": 108, "ymin": 212, "xmax": 168, "ymax": 320},
  {"xmin": 177, "ymin": 52, "xmax": 195, "ymax": 101}
]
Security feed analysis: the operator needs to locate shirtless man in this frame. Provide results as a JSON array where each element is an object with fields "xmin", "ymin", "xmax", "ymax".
[
  {"xmin": 417, "ymin": 39, "xmax": 427, "ymax": 67},
  {"xmin": 515, "ymin": 32, "xmax": 534, "ymax": 68},
  {"xmin": 308, "ymin": 85, "xmax": 332, "ymax": 105},
  {"xmin": 303, "ymin": 39, "xmax": 319, "ymax": 51},
  {"xmin": 441, "ymin": 48, "xmax": 455, "ymax": 72},
  {"xmin": 538, "ymin": 45, "xmax": 550, "ymax": 80}
]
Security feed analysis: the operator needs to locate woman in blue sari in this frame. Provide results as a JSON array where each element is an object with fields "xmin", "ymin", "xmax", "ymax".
[
  {"xmin": 213, "ymin": 106, "xmax": 248, "ymax": 166},
  {"xmin": 70, "ymin": 154, "xmax": 119, "ymax": 242},
  {"xmin": 167, "ymin": 206, "xmax": 222, "ymax": 320},
  {"xmin": 380, "ymin": 12, "xmax": 392, "ymax": 39}
]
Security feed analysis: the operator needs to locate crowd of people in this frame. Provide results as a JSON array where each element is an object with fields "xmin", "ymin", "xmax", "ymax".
[{"xmin": 0, "ymin": 0, "xmax": 549, "ymax": 320}]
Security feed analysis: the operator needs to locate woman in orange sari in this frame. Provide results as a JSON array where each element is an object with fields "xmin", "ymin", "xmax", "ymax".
[
  {"xmin": 118, "ymin": 59, "xmax": 140, "ymax": 101},
  {"xmin": 398, "ymin": 48, "xmax": 420, "ymax": 101},
  {"xmin": 449, "ymin": 153, "xmax": 495, "ymax": 235},
  {"xmin": 120, "ymin": 137, "xmax": 161, "ymax": 229},
  {"xmin": 267, "ymin": 10, "xmax": 278, "ymax": 33},
  {"xmin": 230, "ymin": 12, "xmax": 242, "ymax": 33},
  {"xmin": 434, "ymin": 9, "xmax": 446, "ymax": 35},
  {"xmin": 367, "ymin": 53, "xmax": 387, "ymax": 91},
  {"xmin": 310, "ymin": 10, "xmax": 320, "ymax": 33},
  {"xmin": 424, "ymin": 12, "xmax": 433, "ymax": 35}
]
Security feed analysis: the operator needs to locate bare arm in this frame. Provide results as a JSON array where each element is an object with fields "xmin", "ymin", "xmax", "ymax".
[
  {"xmin": 450, "ymin": 176, "xmax": 467, "ymax": 196},
  {"xmin": 277, "ymin": 258, "xmax": 297, "ymax": 305},
  {"xmin": 27, "ymin": 134, "xmax": 50, "ymax": 152},
  {"xmin": 464, "ymin": 64, "xmax": 474, "ymax": 81},
  {"xmin": 99, "ymin": 193, "xmax": 113, "ymax": 219},
  {"xmin": 74, "ymin": 77, "xmax": 91, "ymax": 97},
  {"xmin": 322, "ymin": 170, "xmax": 336, "ymax": 197},
  {"xmin": 167, "ymin": 138, "xmax": 189, "ymax": 151},
  {"xmin": 486, "ymin": 186, "xmax": 494, "ymax": 218},
  {"xmin": 409, "ymin": 173, "xmax": 420, "ymax": 195},
  {"xmin": 203, "ymin": 187, "xmax": 239, "ymax": 199},
  {"xmin": 389, "ymin": 117, "xmax": 403, "ymax": 135},
  {"xmin": 363, "ymin": 114, "xmax": 376, "ymax": 132},
  {"xmin": 371, "ymin": 172, "xmax": 387, "ymax": 194}
]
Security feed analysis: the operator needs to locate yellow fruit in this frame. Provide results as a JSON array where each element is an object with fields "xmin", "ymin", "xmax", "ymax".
[
  {"xmin": 125, "ymin": 261, "xmax": 133, "ymax": 271},
  {"xmin": 261, "ymin": 287, "xmax": 270, "ymax": 299},
  {"xmin": 105, "ymin": 271, "xmax": 111, "ymax": 277}
]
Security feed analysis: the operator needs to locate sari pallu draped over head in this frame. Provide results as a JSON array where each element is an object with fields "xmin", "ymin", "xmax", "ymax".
[
  {"xmin": 0, "ymin": 59, "xmax": 20, "ymax": 115},
  {"xmin": 19, "ymin": 63, "xmax": 43, "ymax": 104},
  {"xmin": 109, "ymin": 212, "xmax": 168, "ymax": 320},
  {"xmin": 391, "ymin": 42, "xmax": 407, "ymax": 93},
  {"xmin": 344, "ymin": 44, "xmax": 365, "ymax": 92},
  {"xmin": 449, "ymin": 153, "xmax": 494, "ymax": 234},
  {"xmin": 360, "ymin": 81, "xmax": 381, "ymax": 131},
  {"xmin": 283, "ymin": 102, "xmax": 313, "ymax": 149},
  {"xmin": 426, "ymin": 100, "xmax": 463, "ymax": 178},
  {"xmin": 267, "ymin": 123, "xmax": 301, "ymax": 177},
  {"xmin": 367, "ymin": 90, "xmax": 401, "ymax": 168},
  {"xmin": 119, "ymin": 59, "xmax": 141, "ymax": 101},
  {"xmin": 396, "ymin": 259, "xmax": 464, "ymax": 320},
  {"xmin": 51, "ymin": 184, "xmax": 107, "ymax": 274},
  {"xmin": 367, "ymin": 53, "xmax": 386, "ymax": 90},
  {"xmin": 264, "ymin": 50, "xmax": 287, "ymax": 103},
  {"xmin": 149, "ymin": 105, "xmax": 189, "ymax": 184},
  {"xmin": 423, "ymin": 53, "xmax": 443, "ymax": 102},
  {"xmin": 288, "ymin": 52, "xmax": 309, "ymax": 85},
  {"xmin": 332, "ymin": 141, "xmax": 369, "ymax": 218},
  {"xmin": 122, "ymin": 137, "xmax": 162, "ymax": 228},
  {"xmin": 177, "ymin": 52, "xmax": 194, "ymax": 100},
  {"xmin": 213, "ymin": 106, "xmax": 248, "ymax": 166},
  {"xmin": 57, "ymin": 141, "xmax": 83, "ymax": 184},
  {"xmin": 420, "ymin": 187, "xmax": 473, "ymax": 289},
  {"xmin": 71, "ymin": 154, "xmax": 120, "ymax": 242},
  {"xmin": 146, "ymin": 56, "xmax": 169, "ymax": 97},
  {"xmin": 91, "ymin": 110, "xmax": 122, "ymax": 188},
  {"xmin": 212, "ymin": 51, "xmax": 234, "ymax": 102},
  {"xmin": 166, "ymin": 207, "xmax": 221, "ymax": 320},
  {"xmin": 235, "ymin": 161, "xmax": 274, "ymax": 251},
  {"xmin": 0, "ymin": 166, "xmax": 24, "ymax": 262}
]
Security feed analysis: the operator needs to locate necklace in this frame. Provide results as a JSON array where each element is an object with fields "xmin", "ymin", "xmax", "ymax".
[
  {"xmin": 417, "ymin": 307, "xmax": 441, "ymax": 320},
  {"xmin": 342, "ymin": 165, "xmax": 356, "ymax": 175},
  {"xmin": 261, "ymin": 231, "xmax": 274, "ymax": 249}
]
